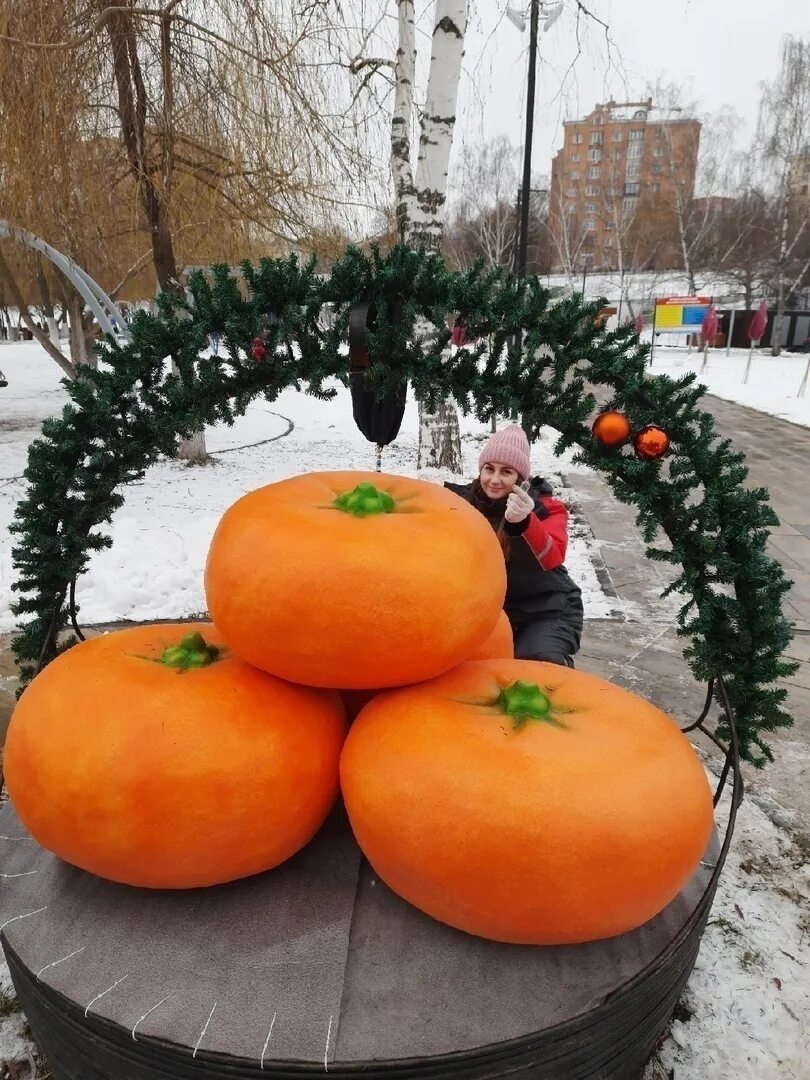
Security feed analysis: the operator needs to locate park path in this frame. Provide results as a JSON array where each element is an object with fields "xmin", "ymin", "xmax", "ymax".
[{"xmin": 576, "ymin": 395, "xmax": 810, "ymax": 835}]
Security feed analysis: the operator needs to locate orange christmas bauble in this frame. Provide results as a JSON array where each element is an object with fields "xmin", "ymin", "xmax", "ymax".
[
  {"xmin": 634, "ymin": 425, "xmax": 671, "ymax": 460},
  {"xmin": 592, "ymin": 410, "xmax": 631, "ymax": 448}
]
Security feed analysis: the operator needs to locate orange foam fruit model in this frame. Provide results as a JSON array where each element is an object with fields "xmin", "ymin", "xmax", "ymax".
[
  {"xmin": 4, "ymin": 624, "xmax": 346, "ymax": 889},
  {"xmin": 341, "ymin": 611, "xmax": 515, "ymax": 722},
  {"xmin": 205, "ymin": 472, "xmax": 507, "ymax": 689},
  {"xmin": 340, "ymin": 660, "xmax": 714, "ymax": 944},
  {"xmin": 469, "ymin": 610, "xmax": 513, "ymax": 661}
]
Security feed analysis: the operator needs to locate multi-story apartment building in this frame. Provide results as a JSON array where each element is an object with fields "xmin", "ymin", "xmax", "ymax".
[{"xmin": 547, "ymin": 99, "xmax": 701, "ymax": 274}]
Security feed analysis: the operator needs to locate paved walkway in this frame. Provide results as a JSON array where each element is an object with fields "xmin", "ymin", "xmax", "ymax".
[{"xmin": 575, "ymin": 396, "xmax": 810, "ymax": 835}]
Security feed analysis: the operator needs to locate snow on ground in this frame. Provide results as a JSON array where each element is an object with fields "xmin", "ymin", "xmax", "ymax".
[
  {"xmin": 654, "ymin": 773, "xmax": 810, "ymax": 1080},
  {"xmin": 0, "ymin": 341, "xmax": 617, "ymax": 632},
  {"xmin": 647, "ymin": 345, "xmax": 809, "ymax": 428}
]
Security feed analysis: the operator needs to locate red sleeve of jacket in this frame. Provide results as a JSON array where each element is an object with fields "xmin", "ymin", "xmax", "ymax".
[{"xmin": 521, "ymin": 497, "xmax": 569, "ymax": 570}]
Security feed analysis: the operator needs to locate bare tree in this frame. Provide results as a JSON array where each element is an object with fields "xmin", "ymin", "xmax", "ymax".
[
  {"xmin": 1, "ymin": 0, "xmax": 377, "ymax": 455},
  {"xmin": 548, "ymin": 185, "xmax": 592, "ymax": 286},
  {"xmin": 757, "ymin": 35, "xmax": 810, "ymax": 355},
  {"xmin": 445, "ymin": 136, "xmax": 519, "ymax": 269},
  {"xmin": 712, "ymin": 183, "xmax": 776, "ymax": 311},
  {"xmin": 649, "ymin": 92, "xmax": 738, "ymax": 293}
]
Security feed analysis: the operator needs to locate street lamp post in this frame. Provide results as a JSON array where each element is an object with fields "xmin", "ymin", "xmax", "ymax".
[
  {"xmin": 516, "ymin": 0, "xmax": 539, "ymax": 280},
  {"xmin": 510, "ymin": 2, "xmax": 563, "ymax": 280}
]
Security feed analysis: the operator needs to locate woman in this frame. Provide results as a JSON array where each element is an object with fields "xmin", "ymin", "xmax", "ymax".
[{"xmin": 446, "ymin": 424, "xmax": 584, "ymax": 667}]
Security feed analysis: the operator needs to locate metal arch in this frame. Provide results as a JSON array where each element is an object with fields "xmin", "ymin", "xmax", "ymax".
[{"xmin": 0, "ymin": 221, "xmax": 131, "ymax": 342}]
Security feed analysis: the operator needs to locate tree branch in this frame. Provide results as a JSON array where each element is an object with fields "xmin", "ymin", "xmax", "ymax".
[{"xmin": 0, "ymin": 248, "xmax": 77, "ymax": 379}]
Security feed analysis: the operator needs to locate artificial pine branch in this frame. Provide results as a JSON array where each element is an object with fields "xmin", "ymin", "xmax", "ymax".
[{"xmin": 9, "ymin": 244, "xmax": 798, "ymax": 764}]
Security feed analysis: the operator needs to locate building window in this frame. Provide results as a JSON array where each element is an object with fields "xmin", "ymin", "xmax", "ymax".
[
  {"xmin": 588, "ymin": 149, "xmax": 602, "ymax": 163},
  {"xmin": 581, "ymin": 253, "xmax": 595, "ymax": 265},
  {"xmin": 613, "ymin": 130, "xmax": 624, "ymax": 142},
  {"xmin": 573, "ymin": 133, "xmax": 583, "ymax": 144},
  {"xmin": 585, "ymin": 184, "xmax": 600, "ymax": 196},
  {"xmin": 584, "ymin": 219, "xmax": 597, "ymax": 231},
  {"xmin": 653, "ymin": 147, "xmax": 664, "ymax": 157},
  {"xmin": 604, "ymin": 220, "xmax": 615, "ymax": 229},
  {"xmin": 627, "ymin": 143, "xmax": 643, "ymax": 159},
  {"xmin": 650, "ymin": 183, "xmax": 660, "ymax": 193},
  {"xmin": 588, "ymin": 166, "xmax": 601, "ymax": 179},
  {"xmin": 604, "ymin": 236, "xmax": 615, "ymax": 247},
  {"xmin": 624, "ymin": 182, "xmax": 640, "ymax": 196},
  {"xmin": 569, "ymin": 170, "xmax": 580, "ymax": 179},
  {"xmin": 567, "ymin": 187, "xmax": 578, "ymax": 197},
  {"xmin": 629, "ymin": 129, "xmax": 644, "ymax": 141},
  {"xmin": 585, "ymin": 202, "xmax": 597, "ymax": 212},
  {"xmin": 590, "ymin": 131, "xmax": 603, "ymax": 145},
  {"xmin": 570, "ymin": 152, "xmax": 580, "ymax": 162},
  {"xmin": 622, "ymin": 198, "xmax": 636, "ymax": 216},
  {"xmin": 651, "ymin": 164, "xmax": 663, "ymax": 175},
  {"xmin": 626, "ymin": 161, "xmax": 641, "ymax": 179}
]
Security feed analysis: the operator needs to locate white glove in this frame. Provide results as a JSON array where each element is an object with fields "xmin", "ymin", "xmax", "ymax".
[{"xmin": 504, "ymin": 485, "xmax": 534, "ymax": 524}]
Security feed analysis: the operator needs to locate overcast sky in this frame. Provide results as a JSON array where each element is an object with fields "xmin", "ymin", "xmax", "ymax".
[{"xmin": 451, "ymin": 0, "xmax": 807, "ymax": 183}]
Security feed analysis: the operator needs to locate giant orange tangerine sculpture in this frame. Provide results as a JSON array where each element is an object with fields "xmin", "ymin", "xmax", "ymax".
[
  {"xmin": 340, "ymin": 659, "xmax": 714, "ymax": 944},
  {"xmin": 205, "ymin": 472, "xmax": 507, "ymax": 688},
  {"xmin": 4, "ymin": 624, "xmax": 346, "ymax": 889},
  {"xmin": 469, "ymin": 610, "xmax": 514, "ymax": 661}
]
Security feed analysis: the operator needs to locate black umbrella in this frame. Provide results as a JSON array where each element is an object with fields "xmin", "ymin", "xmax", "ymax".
[{"xmin": 348, "ymin": 300, "xmax": 407, "ymax": 468}]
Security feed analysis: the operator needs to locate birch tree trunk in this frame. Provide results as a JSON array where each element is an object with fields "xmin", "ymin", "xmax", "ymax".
[
  {"xmin": 405, "ymin": 0, "xmax": 467, "ymax": 472},
  {"xmin": 391, "ymin": 0, "xmax": 416, "ymax": 241}
]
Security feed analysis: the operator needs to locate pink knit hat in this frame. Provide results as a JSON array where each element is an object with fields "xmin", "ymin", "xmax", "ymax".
[{"xmin": 478, "ymin": 424, "xmax": 531, "ymax": 480}]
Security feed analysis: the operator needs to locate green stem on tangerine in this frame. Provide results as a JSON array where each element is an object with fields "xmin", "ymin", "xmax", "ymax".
[
  {"xmin": 334, "ymin": 481, "xmax": 396, "ymax": 517},
  {"xmin": 158, "ymin": 631, "xmax": 220, "ymax": 672},
  {"xmin": 496, "ymin": 680, "xmax": 567, "ymax": 731}
]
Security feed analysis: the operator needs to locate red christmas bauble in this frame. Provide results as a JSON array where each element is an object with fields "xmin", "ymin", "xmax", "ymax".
[
  {"xmin": 592, "ymin": 410, "xmax": 631, "ymax": 448},
  {"xmin": 251, "ymin": 337, "xmax": 267, "ymax": 362},
  {"xmin": 634, "ymin": 425, "xmax": 671, "ymax": 460}
]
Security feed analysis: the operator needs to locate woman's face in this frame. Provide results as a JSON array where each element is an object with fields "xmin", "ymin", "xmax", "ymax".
[{"xmin": 480, "ymin": 462, "xmax": 519, "ymax": 500}]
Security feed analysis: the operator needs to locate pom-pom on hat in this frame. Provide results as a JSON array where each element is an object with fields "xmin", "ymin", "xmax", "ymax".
[{"xmin": 478, "ymin": 424, "xmax": 531, "ymax": 481}]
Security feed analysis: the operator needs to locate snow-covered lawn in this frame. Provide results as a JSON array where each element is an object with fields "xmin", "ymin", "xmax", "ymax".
[
  {"xmin": 648, "ymin": 345, "xmax": 809, "ymax": 428},
  {"xmin": 0, "ymin": 341, "xmax": 618, "ymax": 632}
]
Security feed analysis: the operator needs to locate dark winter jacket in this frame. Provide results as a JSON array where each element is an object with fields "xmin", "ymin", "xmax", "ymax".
[{"xmin": 445, "ymin": 477, "xmax": 582, "ymax": 620}]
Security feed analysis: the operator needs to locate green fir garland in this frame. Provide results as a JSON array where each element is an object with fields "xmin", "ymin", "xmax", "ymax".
[{"xmin": 9, "ymin": 245, "xmax": 797, "ymax": 765}]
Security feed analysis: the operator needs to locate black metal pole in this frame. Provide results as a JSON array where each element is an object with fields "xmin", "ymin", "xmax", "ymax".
[
  {"xmin": 517, "ymin": 0, "xmax": 540, "ymax": 279},
  {"xmin": 581, "ymin": 262, "xmax": 587, "ymax": 296},
  {"xmin": 512, "ymin": 187, "xmax": 522, "ymax": 274}
]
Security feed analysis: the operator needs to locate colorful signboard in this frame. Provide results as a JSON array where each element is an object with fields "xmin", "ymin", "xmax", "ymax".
[{"xmin": 654, "ymin": 297, "xmax": 711, "ymax": 333}]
